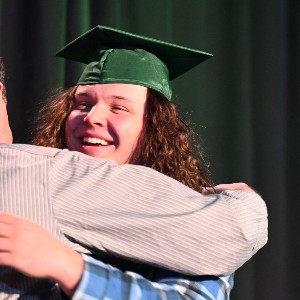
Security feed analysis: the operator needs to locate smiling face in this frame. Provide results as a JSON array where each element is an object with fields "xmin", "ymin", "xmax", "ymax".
[{"xmin": 65, "ymin": 83, "xmax": 147, "ymax": 165}]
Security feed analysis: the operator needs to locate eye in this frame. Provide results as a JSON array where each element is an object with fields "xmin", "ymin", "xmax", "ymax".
[
  {"xmin": 73, "ymin": 101, "xmax": 93, "ymax": 111},
  {"xmin": 111, "ymin": 105, "xmax": 129, "ymax": 112}
]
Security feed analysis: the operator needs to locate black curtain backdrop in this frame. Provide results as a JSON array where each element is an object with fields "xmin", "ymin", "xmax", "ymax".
[{"xmin": 0, "ymin": 1, "xmax": 299, "ymax": 299}]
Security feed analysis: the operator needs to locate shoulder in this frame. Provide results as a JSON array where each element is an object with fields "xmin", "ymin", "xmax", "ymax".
[
  {"xmin": 0, "ymin": 143, "xmax": 64, "ymax": 157},
  {"xmin": 0, "ymin": 144, "xmax": 118, "ymax": 168}
]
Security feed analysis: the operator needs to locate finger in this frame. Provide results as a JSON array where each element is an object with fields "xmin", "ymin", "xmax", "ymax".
[
  {"xmin": 214, "ymin": 183, "xmax": 258, "ymax": 194},
  {"xmin": 214, "ymin": 184, "xmax": 236, "ymax": 191},
  {"xmin": 202, "ymin": 187, "xmax": 215, "ymax": 195},
  {"xmin": 0, "ymin": 252, "xmax": 15, "ymax": 267},
  {"xmin": 0, "ymin": 237, "xmax": 12, "ymax": 252},
  {"xmin": 0, "ymin": 223, "xmax": 13, "ymax": 237}
]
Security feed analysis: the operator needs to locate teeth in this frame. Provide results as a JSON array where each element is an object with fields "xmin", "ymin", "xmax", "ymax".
[{"xmin": 83, "ymin": 137, "xmax": 109, "ymax": 146}]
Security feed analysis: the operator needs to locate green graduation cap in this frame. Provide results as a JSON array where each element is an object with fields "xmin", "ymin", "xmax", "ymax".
[{"xmin": 55, "ymin": 25, "xmax": 212, "ymax": 100}]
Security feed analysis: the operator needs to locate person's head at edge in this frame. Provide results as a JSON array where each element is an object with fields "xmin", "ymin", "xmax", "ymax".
[
  {"xmin": 0, "ymin": 57, "xmax": 13, "ymax": 144},
  {"xmin": 32, "ymin": 26, "xmax": 214, "ymax": 193}
]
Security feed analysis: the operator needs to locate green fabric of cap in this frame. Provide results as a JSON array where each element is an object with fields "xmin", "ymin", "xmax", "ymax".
[
  {"xmin": 78, "ymin": 48, "xmax": 172, "ymax": 99},
  {"xmin": 55, "ymin": 25, "xmax": 213, "ymax": 100}
]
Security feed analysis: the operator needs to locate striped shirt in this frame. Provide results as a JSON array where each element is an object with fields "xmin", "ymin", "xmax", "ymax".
[{"xmin": 0, "ymin": 144, "xmax": 268, "ymax": 299}]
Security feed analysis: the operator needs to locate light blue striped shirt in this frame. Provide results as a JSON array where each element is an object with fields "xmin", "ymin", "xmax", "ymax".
[{"xmin": 72, "ymin": 254, "xmax": 234, "ymax": 300}]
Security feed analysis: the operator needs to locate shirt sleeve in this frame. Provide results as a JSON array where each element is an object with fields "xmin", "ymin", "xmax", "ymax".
[
  {"xmin": 0, "ymin": 144, "xmax": 268, "ymax": 277},
  {"xmin": 71, "ymin": 254, "xmax": 233, "ymax": 300},
  {"xmin": 51, "ymin": 149, "xmax": 268, "ymax": 276}
]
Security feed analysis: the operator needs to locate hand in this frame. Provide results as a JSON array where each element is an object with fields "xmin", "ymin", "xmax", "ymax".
[
  {"xmin": 0, "ymin": 212, "xmax": 84, "ymax": 296},
  {"xmin": 203, "ymin": 182, "xmax": 259, "ymax": 195}
]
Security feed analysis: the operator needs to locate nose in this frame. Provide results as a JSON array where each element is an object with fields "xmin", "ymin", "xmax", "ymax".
[{"xmin": 83, "ymin": 105, "xmax": 107, "ymax": 127}]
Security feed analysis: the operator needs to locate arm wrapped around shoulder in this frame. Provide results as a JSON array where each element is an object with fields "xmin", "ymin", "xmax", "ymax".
[{"xmin": 52, "ymin": 152, "xmax": 268, "ymax": 276}]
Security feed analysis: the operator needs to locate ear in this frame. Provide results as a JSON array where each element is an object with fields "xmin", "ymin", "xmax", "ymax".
[{"xmin": 0, "ymin": 82, "xmax": 3, "ymax": 93}]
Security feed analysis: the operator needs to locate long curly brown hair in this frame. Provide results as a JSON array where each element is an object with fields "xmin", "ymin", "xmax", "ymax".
[
  {"xmin": 32, "ymin": 87, "xmax": 76, "ymax": 148},
  {"xmin": 32, "ymin": 87, "xmax": 214, "ymax": 193}
]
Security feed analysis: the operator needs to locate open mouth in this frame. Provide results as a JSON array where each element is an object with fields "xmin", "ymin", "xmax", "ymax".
[{"xmin": 83, "ymin": 137, "xmax": 111, "ymax": 146}]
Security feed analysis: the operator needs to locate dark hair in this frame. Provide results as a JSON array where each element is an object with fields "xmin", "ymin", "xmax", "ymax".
[
  {"xmin": 0, "ymin": 57, "xmax": 5, "ymax": 83},
  {"xmin": 0, "ymin": 57, "xmax": 7, "ymax": 104},
  {"xmin": 32, "ymin": 87, "xmax": 214, "ymax": 193}
]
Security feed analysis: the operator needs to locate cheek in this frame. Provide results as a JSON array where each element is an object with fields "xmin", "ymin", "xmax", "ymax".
[
  {"xmin": 123, "ymin": 118, "xmax": 144, "ymax": 146},
  {"xmin": 65, "ymin": 112, "xmax": 80, "ymax": 141},
  {"xmin": 64, "ymin": 116, "xmax": 73, "ymax": 137},
  {"xmin": 134, "ymin": 115, "xmax": 145, "ymax": 136},
  {"xmin": 118, "ymin": 116, "xmax": 143, "ymax": 137},
  {"xmin": 66, "ymin": 111, "xmax": 81, "ymax": 129}
]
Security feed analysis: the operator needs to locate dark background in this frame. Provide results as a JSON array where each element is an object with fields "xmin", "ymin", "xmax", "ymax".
[{"xmin": 0, "ymin": 1, "xmax": 299, "ymax": 299}]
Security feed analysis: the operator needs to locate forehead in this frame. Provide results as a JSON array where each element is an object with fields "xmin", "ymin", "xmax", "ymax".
[{"xmin": 75, "ymin": 83, "xmax": 148, "ymax": 99}]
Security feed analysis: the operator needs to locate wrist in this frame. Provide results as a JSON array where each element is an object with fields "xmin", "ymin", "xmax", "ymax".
[{"xmin": 53, "ymin": 249, "xmax": 84, "ymax": 296}]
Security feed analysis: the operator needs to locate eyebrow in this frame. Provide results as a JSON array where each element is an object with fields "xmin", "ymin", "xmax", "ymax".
[
  {"xmin": 75, "ymin": 91, "xmax": 91, "ymax": 97},
  {"xmin": 75, "ymin": 92, "xmax": 136, "ymax": 103},
  {"xmin": 112, "ymin": 95, "xmax": 135, "ymax": 102}
]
